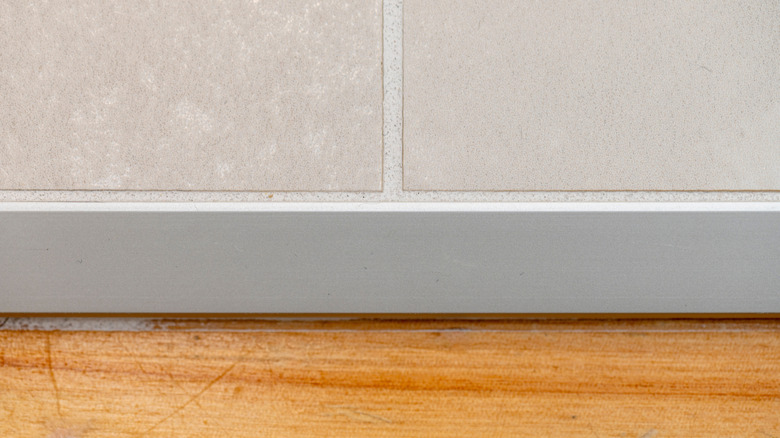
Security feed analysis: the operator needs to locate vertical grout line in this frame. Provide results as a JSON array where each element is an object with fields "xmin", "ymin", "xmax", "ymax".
[
  {"xmin": 382, "ymin": 0, "xmax": 404, "ymax": 197},
  {"xmin": 379, "ymin": 0, "xmax": 385, "ymax": 193}
]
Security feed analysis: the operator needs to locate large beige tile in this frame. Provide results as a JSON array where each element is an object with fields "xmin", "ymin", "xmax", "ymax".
[
  {"xmin": 404, "ymin": 1, "xmax": 780, "ymax": 191},
  {"xmin": 0, "ymin": 0, "xmax": 382, "ymax": 191}
]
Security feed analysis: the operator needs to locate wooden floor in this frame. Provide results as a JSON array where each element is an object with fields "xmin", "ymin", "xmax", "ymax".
[{"xmin": 1, "ymin": 318, "xmax": 779, "ymax": 437}]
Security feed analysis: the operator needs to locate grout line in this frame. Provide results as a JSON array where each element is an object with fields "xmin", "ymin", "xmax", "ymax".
[
  {"xmin": 1, "ymin": 191, "xmax": 778, "ymax": 202},
  {"xmin": 2, "ymin": 201, "xmax": 780, "ymax": 212},
  {"xmin": 382, "ymin": 0, "xmax": 404, "ymax": 197}
]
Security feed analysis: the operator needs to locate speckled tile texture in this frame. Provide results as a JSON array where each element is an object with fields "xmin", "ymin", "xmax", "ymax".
[
  {"xmin": 0, "ymin": 0, "xmax": 383, "ymax": 191},
  {"xmin": 404, "ymin": 0, "xmax": 780, "ymax": 191},
  {"xmin": 1, "ymin": 0, "xmax": 779, "ymax": 201}
]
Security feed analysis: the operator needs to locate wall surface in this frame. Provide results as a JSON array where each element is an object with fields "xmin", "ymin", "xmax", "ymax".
[
  {"xmin": 404, "ymin": 0, "xmax": 780, "ymax": 191},
  {"xmin": 1, "ymin": 0, "xmax": 778, "ymax": 201},
  {"xmin": 1, "ymin": 0, "xmax": 383, "ymax": 191}
]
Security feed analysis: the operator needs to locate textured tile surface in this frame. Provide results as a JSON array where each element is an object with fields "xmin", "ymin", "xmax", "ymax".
[
  {"xmin": 404, "ymin": 1, "xmax": 780, "ymax": 191},
  {"xmin": 0, "ymin": 0, "xmax": 382, "ymax": 191}
]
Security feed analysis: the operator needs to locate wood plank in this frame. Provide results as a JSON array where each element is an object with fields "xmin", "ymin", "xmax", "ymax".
[{"xmin": 1, "ymin": 319, "xmax": 779, "ymax": 437}]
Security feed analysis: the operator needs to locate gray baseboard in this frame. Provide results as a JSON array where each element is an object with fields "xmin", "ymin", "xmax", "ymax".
[{"xmin": 1, "ymin": 203, "xmax": 778, "ymax": 314}]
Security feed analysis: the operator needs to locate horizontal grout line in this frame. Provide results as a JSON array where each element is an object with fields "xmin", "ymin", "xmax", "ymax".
[
  {"xmin": 1, "ymin": 201, "xmax": 779, "ymax": 212},
  {"xmin": 3, "ymin": 191, "xmax": 780, "ymax": 202}
]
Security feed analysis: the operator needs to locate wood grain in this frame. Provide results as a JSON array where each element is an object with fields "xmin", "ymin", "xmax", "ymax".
[{"xmin": 1, "ymin": 319, "xmax": 779, "ymax": 437}]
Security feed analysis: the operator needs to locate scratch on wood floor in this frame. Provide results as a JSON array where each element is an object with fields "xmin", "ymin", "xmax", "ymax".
[
  {"xmin": 118, "ymin": 338, "xmax": 211, "ymax": 416},
  {"xmin": 119, "ymin": 339, "xmax": 151, "ymax": 376},
  {"xmin": 136, "ymin": 361, "xmax": 238, "ymax": 437},
  {"xmin": 45, "ymin": 333, "xmax": 62, "ymax": 418}
]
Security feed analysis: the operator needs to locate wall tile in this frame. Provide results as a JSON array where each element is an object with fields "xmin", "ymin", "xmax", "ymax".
[
  {"xmin": 404, "ymin": 1, "xmax": 780, "ymax": 191},
  {"xmin": 0, "ymin": 0, "xmax": 382, "ymax": 191}
]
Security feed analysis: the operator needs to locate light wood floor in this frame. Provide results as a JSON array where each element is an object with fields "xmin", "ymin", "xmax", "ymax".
[{"xmin": 1, "ymin": 319, "xmax": 779, "ymax": 437}]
